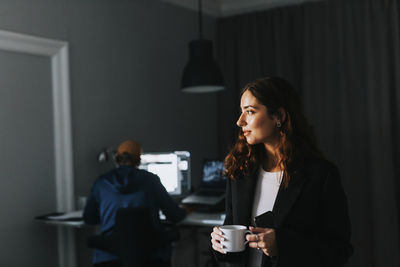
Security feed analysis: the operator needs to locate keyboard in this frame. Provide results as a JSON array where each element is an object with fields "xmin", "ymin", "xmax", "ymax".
[{"xmin": 195, "ymin": 190, "xmax": 225, "ymax": 197}]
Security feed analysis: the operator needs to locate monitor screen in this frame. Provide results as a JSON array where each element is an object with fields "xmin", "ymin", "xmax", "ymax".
[
  {"xmin": 202, "ymin": 160, "xmax": 226, "ymax": 188},
  {"xmin": 139, "ymin": 152, "xmax": 190, "ymax": 195}
]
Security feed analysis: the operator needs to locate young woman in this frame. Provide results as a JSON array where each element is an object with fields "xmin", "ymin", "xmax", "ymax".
[{"xmin": 210, "ymin": 77, "xmax": 353, "ymax": 267}]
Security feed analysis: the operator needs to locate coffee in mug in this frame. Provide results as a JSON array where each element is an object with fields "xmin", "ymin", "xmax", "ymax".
[{"xmin": 220, "ymin": 225, "xmax": 251, "ymax": 252}]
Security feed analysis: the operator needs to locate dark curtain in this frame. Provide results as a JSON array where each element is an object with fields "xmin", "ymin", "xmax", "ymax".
[{"xmin": 215, "ymin": 0, "xmax": 400, "ymax": 266}]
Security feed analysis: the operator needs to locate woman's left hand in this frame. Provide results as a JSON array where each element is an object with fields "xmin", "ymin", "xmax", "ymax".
[{"xmin": 246, "ymin": 226, "xmax": 278, "ymax": 257}]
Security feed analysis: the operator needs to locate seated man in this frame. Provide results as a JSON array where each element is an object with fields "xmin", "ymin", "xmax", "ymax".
[{"xmin": 83, "ymin": 139, "xmax": 186, "ymax": 267}]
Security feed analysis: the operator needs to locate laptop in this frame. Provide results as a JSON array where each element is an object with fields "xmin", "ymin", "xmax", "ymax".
[{"xmin": 181, "ymin": 159, "xmax": 226, "ymax": 206}]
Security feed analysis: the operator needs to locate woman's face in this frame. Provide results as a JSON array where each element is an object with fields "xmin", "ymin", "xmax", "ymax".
[{"xmin": 237, "ymin": 90, "xmax": 279, "ymax": 145}]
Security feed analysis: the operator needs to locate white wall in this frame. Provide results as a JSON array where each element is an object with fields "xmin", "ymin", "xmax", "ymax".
[
  {"xmin": 0, "ymin": 0, "xmax": 218, "ymax": 265},
  {"xmin": 0, "ymin": 0, "xmax": 218, "ymax": 195}
]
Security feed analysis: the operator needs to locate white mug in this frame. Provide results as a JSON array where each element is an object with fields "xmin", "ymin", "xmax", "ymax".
[{"xmin": 220, "ymin": 225, "xmax": 251, "ymax": 252}]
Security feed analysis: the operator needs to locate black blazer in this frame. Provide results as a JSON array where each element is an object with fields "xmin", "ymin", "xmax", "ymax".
[{"xmin": 214, "ymin": 158, "xmax": 353, "ymax": 267}]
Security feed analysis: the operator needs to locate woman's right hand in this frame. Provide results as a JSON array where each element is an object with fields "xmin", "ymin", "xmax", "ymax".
[{"xmin": 210, "ymin": 226, "xmax": 226, "ymax": 254}]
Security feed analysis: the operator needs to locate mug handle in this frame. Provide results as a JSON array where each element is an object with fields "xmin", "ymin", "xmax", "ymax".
[{"xmin": 244, "ymin": 230, "xmax": 252, "ymax": 245}]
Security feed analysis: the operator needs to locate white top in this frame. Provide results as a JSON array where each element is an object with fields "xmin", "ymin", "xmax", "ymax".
[
  {"xmin": 252, "ymin": 168, "xmax": 282, "ymax": 219},
  {"xmin": 248, "ymin": 168, "xmax": 282, "ymax": 267}
]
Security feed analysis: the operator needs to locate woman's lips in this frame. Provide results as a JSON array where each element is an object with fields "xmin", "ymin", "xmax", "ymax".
[{"xmin": 243, "ymin": 131, "xmax": 251, "ymax": 136}]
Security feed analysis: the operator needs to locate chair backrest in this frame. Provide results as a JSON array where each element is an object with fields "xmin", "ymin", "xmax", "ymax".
[
  {"xmin": 111, "ymin": 207, "xmax": 160, "ymax": 267},
  {"xmin": 88, "ymin": 206, "xmax": 180, "ymax": 267}
]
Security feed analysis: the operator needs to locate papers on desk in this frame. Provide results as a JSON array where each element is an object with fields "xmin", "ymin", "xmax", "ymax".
[
  {"xmin": 160, "ymin": 211, "xmax": 225, "ymax": 226},
  {"xmin": 46, "ymin": 210, "xmax": 83, "ymax": 220},
  {"xmin": 181, "ymin": 212, "xmax": 225, "ymax": 226},
  {"xmin": 35, "ymin": 210, "xmax": 85, "ymax": 228}
]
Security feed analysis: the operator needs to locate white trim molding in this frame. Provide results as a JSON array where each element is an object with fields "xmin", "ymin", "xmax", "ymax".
[
  {"xmin": 0, "ymin": 30, "xmax": 75, "ymax": 267},
  {"xmin": 162, "ymin": 0, "xmax": 222, "ymax": 16},
  {"xmin": 161, "ymin": 0, "xmax": 322, "ymax": 17},
  {"xmin": 220, "ymin": 0, "xmax": 321, "ymax": 16}
]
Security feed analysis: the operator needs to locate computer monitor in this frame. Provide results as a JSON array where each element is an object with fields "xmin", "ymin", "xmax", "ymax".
[
  {"xmin": 201, "ymin": 159, "xmax": 226, "ymax": 189},
  {"xmin": 139, "ymin": 151, "xmax": 190, "ymax": 196}
]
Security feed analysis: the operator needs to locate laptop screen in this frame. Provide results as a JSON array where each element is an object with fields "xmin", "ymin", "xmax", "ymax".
[{"xmin": 201, "ymin": 160, "xmax": 226, "ymax": 189}]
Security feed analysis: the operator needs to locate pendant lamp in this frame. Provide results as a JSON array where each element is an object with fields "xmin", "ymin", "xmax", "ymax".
[{"xmin": 181, "ymin": 0, "xmax": 224, "ymax": 93}]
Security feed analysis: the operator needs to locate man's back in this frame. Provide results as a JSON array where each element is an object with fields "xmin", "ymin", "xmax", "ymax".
[{"xmin": 83, "ymin": 165, "xmax": 185, "ymax": 265}]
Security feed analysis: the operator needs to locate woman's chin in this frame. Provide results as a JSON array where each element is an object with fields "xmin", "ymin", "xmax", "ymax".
[{"xmin": 245, "ymin": 137, "xmax": 256, "ymax": 145}]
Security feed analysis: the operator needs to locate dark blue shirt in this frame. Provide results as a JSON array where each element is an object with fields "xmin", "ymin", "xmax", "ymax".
[{"xmin": 83, "ymin": 165, "xmax": 186, "ymax": 264}]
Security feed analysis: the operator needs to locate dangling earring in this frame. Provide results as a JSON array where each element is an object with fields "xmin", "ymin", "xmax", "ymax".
[{"xmin": 276, "ymin": 121, "xmax": 281, "ymax": 128}]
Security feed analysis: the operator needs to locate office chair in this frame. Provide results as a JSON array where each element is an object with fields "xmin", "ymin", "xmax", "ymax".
[{"xmin": 87, "ymin": 207, "xmax": 180, "ymax": 267}]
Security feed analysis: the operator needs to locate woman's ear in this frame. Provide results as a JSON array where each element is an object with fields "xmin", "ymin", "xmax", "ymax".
[{"xmin": 278, "ymin": 107, "xmax": 287, "ymax": 123}]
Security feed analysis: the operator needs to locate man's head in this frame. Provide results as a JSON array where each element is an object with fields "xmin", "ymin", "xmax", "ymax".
[{"xmin": 115, "ymin": 139, "xmax": 142, "ymax": 167}]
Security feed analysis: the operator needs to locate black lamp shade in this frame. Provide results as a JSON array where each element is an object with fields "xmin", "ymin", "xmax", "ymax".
[{"xmin": 181, "ymin": 39, "xmax": 224, "ymax": 93}]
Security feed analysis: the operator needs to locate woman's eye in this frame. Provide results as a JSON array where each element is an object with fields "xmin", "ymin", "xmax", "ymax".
[{"xmin": 247, "ymin": 110, "xmax": 254, "ymax": 115}]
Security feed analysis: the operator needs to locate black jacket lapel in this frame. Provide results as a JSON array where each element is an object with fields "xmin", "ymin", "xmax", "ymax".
[
  {"xmin": 234, "ymin": 174, "xmax": 258, "ymax": 226},
  {"xmin": 272, "ymin": 168, "xmax": 307, "ymax": 227}
]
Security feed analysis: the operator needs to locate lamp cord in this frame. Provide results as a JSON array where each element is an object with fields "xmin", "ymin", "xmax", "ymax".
[{"xmin": 198, "ymin": 0, "xmax": 203, "ymax": 40}]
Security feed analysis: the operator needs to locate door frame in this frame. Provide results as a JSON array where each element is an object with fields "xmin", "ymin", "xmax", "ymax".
[{"xmin": 0, "ymin": 29, "xmax": 75, "ymax": 267}]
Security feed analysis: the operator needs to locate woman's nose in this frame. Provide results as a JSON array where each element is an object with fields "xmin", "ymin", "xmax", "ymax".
[{"xmin": 236, "ymin": 114, "xmax": 245, "ymax": 127}]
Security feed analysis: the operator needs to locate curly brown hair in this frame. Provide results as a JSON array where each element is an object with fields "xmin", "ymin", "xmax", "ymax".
[{"xmin": 224, "ymin": 77, "xmax": 323, "ymax": 188}]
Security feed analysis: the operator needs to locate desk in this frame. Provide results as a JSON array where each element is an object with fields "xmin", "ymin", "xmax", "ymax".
[
  {"xmin": 35, "ymin": 210, "xmax": 225, "ymax": 228},
  {"xmin": 168, "ymin": 211, "xmax": 225, "ymax": 227},
  {"xmin": 35, "ymin": 210, "xmax": 86, "ymax": 228},
  {"xmin": 36, "ymin": 210, "xmax": 224, "ymax": 267},
  {"xmin": 175, "ymin": 213, "xmax": 224, "ymax": 267}
]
